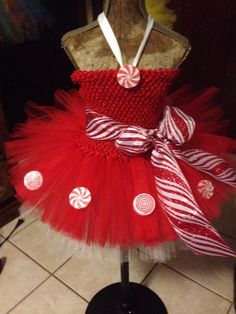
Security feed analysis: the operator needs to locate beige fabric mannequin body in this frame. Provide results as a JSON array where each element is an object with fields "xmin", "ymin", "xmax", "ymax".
[{"xmin": 62, "ymin": 0, "xmax": 191, "ymax": 70}]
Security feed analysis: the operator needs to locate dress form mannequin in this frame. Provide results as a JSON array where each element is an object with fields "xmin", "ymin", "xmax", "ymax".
[
  {"xmin": 61, "ymin": 0, "xmax": 191, "ymax": 70},
  {"xmin": 62, "ymin": 1, "xmax": 191, "ymax": 313}
]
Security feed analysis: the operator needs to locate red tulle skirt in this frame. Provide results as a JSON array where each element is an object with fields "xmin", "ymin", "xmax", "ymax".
[{"xmin": 5, "ymin": 86, "xmax": 236, "ymax": 248}]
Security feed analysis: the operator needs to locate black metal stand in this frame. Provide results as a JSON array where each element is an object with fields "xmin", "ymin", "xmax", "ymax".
[
  {"xmin": 0, "ymin": 218, "xmax": 24, "ymax": 274},
  {"xmin": 86, "ymin": 249, "xmax": 167, "ymax": 314},
  {"xmin": 0, "ymin": 218, "xmax": 25, "ymax": 249}
]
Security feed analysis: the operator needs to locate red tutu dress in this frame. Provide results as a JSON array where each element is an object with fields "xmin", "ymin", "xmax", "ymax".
[{"xmin": 5, "ymin": 13, "xmax": 236, "ymax": 261}]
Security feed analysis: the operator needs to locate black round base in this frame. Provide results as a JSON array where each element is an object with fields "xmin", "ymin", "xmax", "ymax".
[{"xmin": 86, "ymin": 282, "xmax": 167, "ymax": 314}]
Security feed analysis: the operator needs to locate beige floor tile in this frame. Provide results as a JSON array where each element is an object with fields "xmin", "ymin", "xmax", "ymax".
[
  {"xmin": 229, "ymin": 304, "xmax": 235, "ymax": 314},
  {"xmin": 9, "ymin": 277, "xmax": 88, "ymax": 314},
  {"xmin": 0, "ymin": 241, "xmax": 49, "ymax": 314},
  {"xmin": 0, "ymin": 213, "xmax": 38, "ymax": 239},
  {"xmin": 9, "ymin": 220, "xmax": 73, "ymax": 272},
  {"xmin": 166, "ymin": 236, "xmax": 236, "ymax": 301},
  {"xmin": 55, "ymin": 249, "xmax": 155, "ymax": 301},
  {"xmin": 144, "ymin": 264, "xmax": 232, "ymax": 314}
]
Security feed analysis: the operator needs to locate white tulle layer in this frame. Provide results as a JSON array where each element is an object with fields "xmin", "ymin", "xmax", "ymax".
[{"xmin": 18, "ymin": 205, "xmax": 188, "ymax": 263}]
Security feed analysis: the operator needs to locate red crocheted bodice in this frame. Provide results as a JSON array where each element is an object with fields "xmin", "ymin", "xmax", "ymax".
[{"xmin": 71, "ymin": 68, "xmax": 179, "ymax": 129}]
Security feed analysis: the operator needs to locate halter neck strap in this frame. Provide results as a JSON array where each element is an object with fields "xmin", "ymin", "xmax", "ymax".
[{"xmin": 98, "ymin": 12, "xmax": 154, "ymax": 67}]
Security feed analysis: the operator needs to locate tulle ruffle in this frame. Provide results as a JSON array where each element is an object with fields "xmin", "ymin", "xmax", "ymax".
[{"xmin": 5, "ymin": 86, "xmax": 236, "ymax": 261}]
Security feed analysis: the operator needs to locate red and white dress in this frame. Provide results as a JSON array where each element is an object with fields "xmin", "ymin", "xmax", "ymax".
[{"xmin": 5, "ymin": 13, "xmax": 236, "ymax": 261}]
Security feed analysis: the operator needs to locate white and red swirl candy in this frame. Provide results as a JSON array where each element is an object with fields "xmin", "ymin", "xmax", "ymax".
[
  {"xmin": 117, "ymin": 65, "xmax": 140, "ymax": 89},
  {"xmin": 198, "ymin": 180, "xmax": 214, "ymax": 199},
  {"xmin": 69, "ymin": 187, "xmax": 91, "ymax": 209},
  {"xmin": 24, "ymin": 170, "xmax": 43, "ymax": 191},
  {"xmin": 133, "ymin": 193, "xmax": 156, "ymax": 216}
]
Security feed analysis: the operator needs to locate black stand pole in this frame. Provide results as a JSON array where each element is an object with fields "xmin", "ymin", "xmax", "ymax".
[
  {"xmin": 120, "ymin": 249, "xmax": 132, "ymax": 313},
  {"xmin": 86, "ymin": 249, "xmax": 168, "ymax": 314}
]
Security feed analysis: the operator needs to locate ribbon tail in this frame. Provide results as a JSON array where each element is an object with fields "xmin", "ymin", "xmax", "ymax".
[
  {"xmin": 152, "ymin": 142, "xmax": 235, "ymax": 257},
  {"xmin": 174, "ymin": 149, "xmax": 236, "ymax": 188}
]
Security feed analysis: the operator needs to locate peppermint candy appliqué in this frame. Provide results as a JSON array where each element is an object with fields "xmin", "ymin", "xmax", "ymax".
[
  {"xmin": 198, "ymin": 180, "xmax": 214, "ymax": 199},
  {"xmin": 117, "ymin": 65, "xmax": 140, "ymax": 89},
  {"xmin": 24, "ymin": 170, "xmax": 43, "ymax": 191},
  {"xmin": 69, "ymin": 187, "xmax": 91, "ymax": 209},
  {"xmin": 133, "ymin": 193, "xmax": 156, "ymax": 216}
]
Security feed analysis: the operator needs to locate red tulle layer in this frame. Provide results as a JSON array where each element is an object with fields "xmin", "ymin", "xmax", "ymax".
[{"xmin": 5, "ymin": 86, "xmax": 236, "ymax": 247}]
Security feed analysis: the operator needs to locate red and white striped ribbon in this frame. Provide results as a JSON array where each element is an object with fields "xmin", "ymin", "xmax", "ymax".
[
  {"xmin": 86, "ymin": 107, "xmax": 236, "ymax": 257},
  {"xmin": 174, "ymin": 149, "xmax": 236, "ymax": 188}
]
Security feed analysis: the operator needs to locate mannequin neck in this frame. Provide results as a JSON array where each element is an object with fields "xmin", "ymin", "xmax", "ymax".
[{"xmin": 107, "ymin": 0, "xmax": 145, "ymax": 22}]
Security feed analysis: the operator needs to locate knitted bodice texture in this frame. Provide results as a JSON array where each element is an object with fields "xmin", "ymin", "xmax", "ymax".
[{"xmin": 71, "ymin": 68, "xmax": 179, "ymax": 129}]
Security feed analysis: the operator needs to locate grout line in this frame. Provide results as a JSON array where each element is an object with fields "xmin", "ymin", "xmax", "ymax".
[
  {"xmin": 141, "ymin": 263, "xmax": 159, "ymax": 285},
  {"xmin": 1, "ymin": 218, "xmax": 39, "ymax": 240},
  {"xmin": 51, "ymin": 274, "xmax": 89, "ymax": 304},
  {"xmin": 12, "ymin": 218, "xmax": 40, "ymax": 238},
  {"xmin": 226, "ymin": 303, "xmax": 234, "ymax": 314},
  {"xmin": 4, "ymin": 241, "xmax": 89, "ymax": 310},
  {"xmin": 6, "ymin": 239, "xmax": 57, "ymax": 275},
  {"xmin": 4, "ymin": 233, "xmax": 235, "ymax": 310},
  {"xmin": 163, "ymin": 263, "xmax": 233, "ymax": 302},
  {"xmin": 6, "ymin": 274, "xmax": 51, "ymax": 314},
  {"xmin": 51, "ymin": 255, "xmax": 73, "ymax": 274},
  {"xmin": 6, "ymin": 275, "xmax": 89, "ymax": 313}
]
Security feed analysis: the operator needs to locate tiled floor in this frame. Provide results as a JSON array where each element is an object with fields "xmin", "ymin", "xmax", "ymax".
[{"xmin": 0, "ymin": 213, "xmax": 235, "ymax": 314}]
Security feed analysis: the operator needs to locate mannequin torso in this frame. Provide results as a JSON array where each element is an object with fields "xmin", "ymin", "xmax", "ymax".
[{"xmin": 61, "ymin": 0, "xmax": 191, "ymax": 70}]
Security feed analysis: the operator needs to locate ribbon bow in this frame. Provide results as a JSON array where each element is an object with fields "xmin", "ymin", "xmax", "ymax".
[{"xmin": 86, "ymin": 106, "xmax": 236, "ymax": 257}]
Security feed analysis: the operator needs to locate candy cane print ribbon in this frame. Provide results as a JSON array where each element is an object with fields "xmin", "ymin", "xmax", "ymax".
[{"xmin": 86, "ymin": 107, "xmax": 236, "ymax": 257}]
